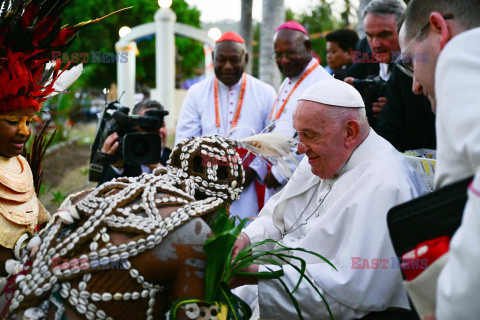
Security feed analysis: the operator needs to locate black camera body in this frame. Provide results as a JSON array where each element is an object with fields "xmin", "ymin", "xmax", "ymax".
[
  {"xmin": 89, "ymin": 101, "xmax": 169, "ymax": 182},
  {"xmin": 352, "ymin": 75, "xmax": 388, "ymax": 127}
]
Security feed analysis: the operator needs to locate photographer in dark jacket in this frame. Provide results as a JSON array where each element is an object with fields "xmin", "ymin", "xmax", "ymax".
[
  {"xmin": 99, "ymin": 100, "xmax": 171, "ymax": 185},
  {"xmin": 376, "ymin": 66, "xmax": 436, "ymax": 151}
]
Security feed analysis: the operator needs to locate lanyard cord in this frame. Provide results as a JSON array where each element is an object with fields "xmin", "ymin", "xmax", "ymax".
[
  {"xmin": 214, "ymin": 73, "xmax": 247, "ymax": 132},
  {"xmin": 270, "ymin": 60, "xmax": 319, "ymax": 120}
]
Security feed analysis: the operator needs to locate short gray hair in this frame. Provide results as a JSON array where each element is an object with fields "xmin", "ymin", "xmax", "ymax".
[
  {"xmin": 403, "ymin": 0, "xmax": 480, "ymax": 41},
  {"xmin": 363, "ymin": 0, "xmax": 407, "ymax": 26},
  {"xmin": 325, "ymin": 105, "xmax": 369, "ymax": 132}
]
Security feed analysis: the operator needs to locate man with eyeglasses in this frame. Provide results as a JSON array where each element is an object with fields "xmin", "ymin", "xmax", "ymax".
[
  {"xmin": 399, "ymin": 1, "xmax": 480, "ymax": 320},
  {"xmin": 346, "ymin": 0, "xmax": 436, "ymax": 152},
  {"xmin": 260, "ymin": 21, "xmax": 331, "ymax": 204},
  {"xmin": 175, "ymin": 31, "xmax": 277, "ymax": 220}
]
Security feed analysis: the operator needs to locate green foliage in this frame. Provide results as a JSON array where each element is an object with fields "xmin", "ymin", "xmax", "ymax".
[
  {"xmin": 297, "ymin": 2, "xmax": 338, "ymax": 68},
  {"xmin": 60, "ymin": 0, "xmax": 203, "ymax": 88},
  {"xmin": 39, "ymin": 184, "xmax": 51, "ymax": 197},
  {"xmin": 171, "ymin": 206, "xmax": 336, "ymax": 320},
  {"xmin": 251, "ymin": 2, "xmax": 343, "ymax": 76},
  {"xmin": 203, "ymin": 207, "xmax": 249, "ymax": 302},
  {"xmin": 51, "ymin": 191, "xmax": 67, "ymax": 206}
]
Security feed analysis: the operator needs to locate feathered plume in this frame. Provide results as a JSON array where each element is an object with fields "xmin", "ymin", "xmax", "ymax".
[
  {"xmin": 236, "ymin": 132, "xmax": 299, "ymax": 179},
  {"xmin": 44, "ymin": 63, "xmax": 83, "ymax": 97},
  {"xmin": 0, "ymin": 0, "xmax": 130, "ymax": 113}
]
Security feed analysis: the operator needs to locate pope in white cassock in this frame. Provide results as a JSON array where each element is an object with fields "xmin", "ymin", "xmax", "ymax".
[
  {"xmin": 231, "ymin": 78, "xmax": 428, "ymax": 319},
  {"xmin": 175, "ymin": 32, "xmax": 277, "ymax": 220}
]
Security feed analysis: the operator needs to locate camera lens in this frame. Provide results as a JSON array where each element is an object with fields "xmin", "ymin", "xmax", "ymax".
[
  {"xmin": 123, "ymin": 133, "xmax": 161, "ymax": 165},
  {"xmin": 129, "ymin": 137, "xmax": 149, "ymax": 158}
]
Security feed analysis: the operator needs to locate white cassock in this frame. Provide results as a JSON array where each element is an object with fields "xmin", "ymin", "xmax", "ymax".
[
  {"xmin": 253, "ymin": 58, "xmax": 332, "ymax": 203},
  {"xmin": 434, "ymin": 27, "xmax": 480, "ymax": 188},
  {"xmin": 434, "ymin": 27, "xmax": 480, "ymax": 320},
  {"xmin": 239, "ymin": 130, "xmax": 427, "ymax": 319},
  {"xmin": 175, "ymin": 74, "xmax": 277, "ymax": 219}
]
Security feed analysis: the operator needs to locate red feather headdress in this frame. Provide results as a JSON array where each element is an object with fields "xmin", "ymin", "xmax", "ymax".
[{"xmin": 0, "ymin": 0, "xmax": 129, "ymax": 114}]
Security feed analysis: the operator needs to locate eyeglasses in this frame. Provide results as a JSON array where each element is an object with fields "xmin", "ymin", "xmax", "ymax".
[
  {"xmin": 395, "ymin": 14, "xmax": 453, "ymax": 78},
  {"xmin": 271, "ymin": 48, "xmax": 300, "ymax": 60}
]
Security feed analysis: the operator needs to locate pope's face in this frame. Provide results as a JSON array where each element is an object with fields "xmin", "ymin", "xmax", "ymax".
[
  {"xmin": 0, "ymin": 108, "xmax": 34, "ymax": 158},
  {"xmin": 364, "ymin": 13, "xmax": 400, "ymax": 64},
  {"xmin": 399, "ymin": 26, "xmax": 440, "ymax": 112},
  {"xmin": 214, "ymin": 41, "xmax": 247, "ymax": 87},
  {"xmin": 293, "ymin": 101, "xmax": 349, "ymax": 179}
]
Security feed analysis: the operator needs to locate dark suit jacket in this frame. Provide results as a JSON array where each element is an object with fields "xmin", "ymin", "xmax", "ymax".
[
  {"xmin": 99, "ymin": 147, "xmax": 172, "ymax": 185},
  {"xmin": 376, "ymin": 66, "xmax": 436, "ymax": 152}
]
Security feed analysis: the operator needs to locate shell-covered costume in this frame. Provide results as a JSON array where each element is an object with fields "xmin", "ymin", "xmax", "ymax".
[
  {"xmin": 0, "ymin": 156, "xmax": 50, "ymax": 250},
  {"xmin": 7, "ymin": 136, "xmax": 246, "ymax": 319}
]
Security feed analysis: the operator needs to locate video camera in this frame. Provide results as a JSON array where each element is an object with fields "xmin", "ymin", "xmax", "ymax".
[
  {"xmin": 352, "ymin": 76, "xmax": 388, "ymax": 127},
  {"xmin": 89, "ymin": 101, "xmax": 169, "ymax": 182}
]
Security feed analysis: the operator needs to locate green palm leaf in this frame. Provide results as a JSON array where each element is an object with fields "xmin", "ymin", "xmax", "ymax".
[{"xmin": 172, "ymin": 206, "xmax": 336, "ymax": 320}]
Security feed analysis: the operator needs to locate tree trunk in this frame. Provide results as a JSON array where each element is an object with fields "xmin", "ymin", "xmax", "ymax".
[
  {"xmin": 240, "ymin": 0, "xmax": 253, "ymax": 74},
  {"xmin": 356, "ymin": 0, "xmax": 373, "ymax": 38},
  {"xmin": 259, "ymin": 0, "xmax": 284, "ymax": 90}
]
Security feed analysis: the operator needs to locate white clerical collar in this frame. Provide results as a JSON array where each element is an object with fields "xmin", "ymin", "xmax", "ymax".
[
  {"xmin": 342, "ymin": 129, "xmax": 377, "ymax": 174},
  {"xmin": 289, "ymin": 58, "xmax": 317, "ymax": 82},
  {"xmin": 217, "ymin": 75, "xmax": 243, "ymax": 90}
]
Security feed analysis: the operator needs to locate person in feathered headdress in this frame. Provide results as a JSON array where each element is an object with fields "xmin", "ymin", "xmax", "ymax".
[{"xmin": 0, "ymin": 0, "xmax": 127, "ymax": 274}]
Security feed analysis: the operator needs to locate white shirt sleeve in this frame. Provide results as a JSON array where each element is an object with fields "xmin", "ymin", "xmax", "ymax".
[
  {"xmin": 175, "ymin": 88, "xmax": 202, "ymax": 145},
  {"xmin": 243, "ymin": 187, "xmax": 285, "ymax": 245}
]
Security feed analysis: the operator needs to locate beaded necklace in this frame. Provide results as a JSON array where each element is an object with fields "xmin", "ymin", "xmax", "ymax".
[{"xmin": 282, "ymin": 183, "xmax": 332, "ymax": 237}]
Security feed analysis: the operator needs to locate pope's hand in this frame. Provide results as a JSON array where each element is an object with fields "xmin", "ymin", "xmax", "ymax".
[
  {"xmin": 229, "ymin": 264, "xmax": 259, "ymax": 288},
  {"xmin": 422, "ymin": 314, "xmax": 436, "ymax": 320},
  {"xmin": 232, "ymin": 232, "xmax": 251, "ymax": 261}
]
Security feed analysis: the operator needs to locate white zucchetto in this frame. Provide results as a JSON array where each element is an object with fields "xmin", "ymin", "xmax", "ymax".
[{"xmin": 299, "ymin": 78, "xmax": 365, "ymax": 108}]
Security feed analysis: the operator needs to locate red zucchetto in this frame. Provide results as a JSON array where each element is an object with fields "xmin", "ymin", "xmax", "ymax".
[{"xmin": 216, "ymin": 31, "xmax": 245, "ymax": 44}]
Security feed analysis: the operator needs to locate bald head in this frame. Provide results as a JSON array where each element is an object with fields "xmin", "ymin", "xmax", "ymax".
[{"xmin": 273, "ymin": 29, "xmax": 312, "ymax": 78}]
